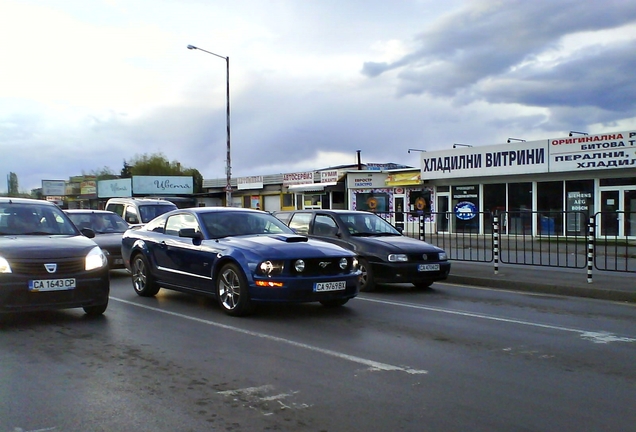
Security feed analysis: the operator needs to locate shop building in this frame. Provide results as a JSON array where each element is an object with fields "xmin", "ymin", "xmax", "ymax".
[{"xmin": 416, "ymin": 129, "xmax": 636, "ymax": 238}]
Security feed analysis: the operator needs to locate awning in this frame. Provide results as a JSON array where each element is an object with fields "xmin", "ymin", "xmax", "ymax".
[{"xmin": 287, "ymin": 182, "xmax": 339, "ymax": 192}]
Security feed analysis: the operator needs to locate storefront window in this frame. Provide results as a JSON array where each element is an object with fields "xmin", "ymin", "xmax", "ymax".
[
  {"xmin": 408, "ymin": 190, "xmax": 431, "ymax": 216},
  {"xmin": 565, "ymin": 180, "xmax": 594, "ymax": 235},
  {"xmin": 507, "ymin": 182, "xmax": 532, "ymax": 234},
  {"xmin": 355, "ymin": 192, "xmax": 390, "ymax": 213},
  {"xmin": 537, "ymin": 181, "xmax": 563, "ymax": 235},
  {"xmin": 452, "ymin": 185, "xmax": 479, "ymax": 233},
  {"xmin": 483, "ymin": 183, "xmax": 506, "ymax": 233}
]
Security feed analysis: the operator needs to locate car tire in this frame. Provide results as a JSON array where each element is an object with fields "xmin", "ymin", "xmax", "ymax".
[
  {"xmin": 319, "ymin": 298, "xmax": 349, "ymax": 307},
  {"xmin": 216, "ymin": 263, "xmax": 255, "ymax": 316},
  {"xmin": 413, "ymin": 280, "xmax": 434, "ymax": 289},
  {"xmin": 83, "ymin": 301, "xmax": 108, "ymax": 316},
  {"xmin": 131, "ymin": 253, "xmax": 160, "ymax": 297},
  {"xmin": 358, "ymin": 258, "xmax": 375, "ymax": 292}
]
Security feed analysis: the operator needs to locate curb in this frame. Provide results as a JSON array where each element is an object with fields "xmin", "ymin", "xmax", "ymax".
[{"xmin": 446, "ymin": 275, "xmax": 636, "ymax": 304}]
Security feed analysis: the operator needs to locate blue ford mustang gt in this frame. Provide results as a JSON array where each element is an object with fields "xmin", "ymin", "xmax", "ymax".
[{"xmin": 121, "ymin": 207, "xmax": 360, "ymax": 316}]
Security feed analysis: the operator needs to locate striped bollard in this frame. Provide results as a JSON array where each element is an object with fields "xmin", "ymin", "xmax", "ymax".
[
  {"xmin": 493, "ymin": 216, "xmax": 499, "ymax": 275},
  {"xmin": 587, "ymin": 217, "xmax": 594, "ymax": 283}
]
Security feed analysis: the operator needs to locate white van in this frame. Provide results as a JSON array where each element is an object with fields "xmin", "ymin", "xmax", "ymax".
[{"xmin": 105, "ymin": 198, "xmax": 177, "ymax": 225}]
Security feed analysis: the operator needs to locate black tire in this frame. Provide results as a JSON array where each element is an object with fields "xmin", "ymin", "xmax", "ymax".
[
  {"xmin": 358, "ymin": 258, "xmax": 375, "ymax": 292},
  {"xmin": 216, "ymin": 263, "xmax": 255, "ymax": 316},
  {"xmin": 83, "ymin": 301, "xmax": 108, "ymax": 316},
  {"xmin": 131, "ymin": 253, "xmax": 160, "ymax": 297},
  {"xmin": 319, "ymin": 298, "xmax": 349, "ymax": 308},
  {"xmin": 413, "ymin": 280, "xmax": 434, "ymax": 290}
]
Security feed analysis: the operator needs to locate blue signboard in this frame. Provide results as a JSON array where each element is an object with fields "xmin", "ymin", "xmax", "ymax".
[{"xmin": 454, "ymin": 201, "xmax": 477, "ymax": 220}]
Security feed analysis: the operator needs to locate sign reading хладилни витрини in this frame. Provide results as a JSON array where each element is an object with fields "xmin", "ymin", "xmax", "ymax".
[{"xmin": 419, "ymin": 130, "xmax": 636, "ymax": 179}]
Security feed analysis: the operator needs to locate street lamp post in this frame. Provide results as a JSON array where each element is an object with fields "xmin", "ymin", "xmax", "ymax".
[{"xmin": 187, "ymin": 44, "xmax": 232, "ymax": 206}]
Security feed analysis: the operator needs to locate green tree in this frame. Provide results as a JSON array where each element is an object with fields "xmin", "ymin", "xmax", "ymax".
[
  {"xmin": 85, "ymin": 167, "xmax": 119, "ymax": 181},
  {"xmin": 123, "ymin": 153, "xmax": 203, "ymax": 193},
  {"xmin": 7, "ymin": 172, "xmax": 19, "ymax": 196}
]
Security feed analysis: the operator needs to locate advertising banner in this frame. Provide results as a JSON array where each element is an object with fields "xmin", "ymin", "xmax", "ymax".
[
  {"xmin": 132, "ymin": 176, "xmax": 194, "ymax": 195},
  {"xmin": 98, "ymin": 178, "xmax": 132, "ymax": 198}
]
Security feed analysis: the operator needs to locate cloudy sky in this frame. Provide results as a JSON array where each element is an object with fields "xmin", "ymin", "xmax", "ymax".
[{"xmin": 1, "ymin": 0, "xmax": 636, "ymax": 192}]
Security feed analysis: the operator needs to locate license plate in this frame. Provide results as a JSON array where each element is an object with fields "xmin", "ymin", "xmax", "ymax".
[
  {"xmin": 418, "ymin": 264, "xmax": 440, "ymax": 272},
  {"xmin": 29, "ymin": 278, "xmax": 76, "ymax": 292},
  {"xmin": 314, "ymin": 281, "xmax": 346, "ymax": 292}
]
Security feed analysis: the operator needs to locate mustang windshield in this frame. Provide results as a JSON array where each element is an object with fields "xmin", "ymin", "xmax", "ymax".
[
  {"xmin": 201, "ymin": 211, "xmax": 293, "ymax": 238},
  {"xmin": 0, "ymin": 204, "xmax": 78, "ymax": 236}
]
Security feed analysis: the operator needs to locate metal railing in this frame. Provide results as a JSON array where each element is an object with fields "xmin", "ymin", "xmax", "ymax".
[{"xmin": 374, "ymin": 210, "xmax": 635, "ymax": 277}]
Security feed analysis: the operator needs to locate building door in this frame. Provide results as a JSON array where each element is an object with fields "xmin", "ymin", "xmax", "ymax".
[
  {"xmin": 437, "ymin": 194, "xmax": 450, "ymax": 232},
  {"xmin": 600, "ymin": 188, "xmax": 636, "ymax": 238}
]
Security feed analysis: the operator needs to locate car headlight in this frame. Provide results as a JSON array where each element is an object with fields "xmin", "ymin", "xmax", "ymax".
[
  {"xmin": 352, "ymin": 257, "xmax": 358, "ymax": 270},
  {"xmin": 388, "ymin": 254, "xmax": 408, "ymax": 262},
  {"xmin": 294, "ymin": 259, "xmax": 305, "ymax": 273},
  {"xmin": 438, "ymin": 252, "xmax": 448, "ymax": 261},
  {"xmin": 0, "ymin": 256, "xmax": 11, "ymax": 273},
  {"xmin": 85, "ymin": 246, "xmax": 107, "ymax": 271},
  {"xmin": 257, "ymin": 260, "xmax": 284, "ymax": 276},
  {"xmin": 339, "ymin": 257, "xmax": 348, "ymax": 270}
]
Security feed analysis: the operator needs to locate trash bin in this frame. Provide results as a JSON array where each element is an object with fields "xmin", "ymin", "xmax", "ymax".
[{"xmin": 540, "ymin": 216, "xmax": 555, "ymax": 235}]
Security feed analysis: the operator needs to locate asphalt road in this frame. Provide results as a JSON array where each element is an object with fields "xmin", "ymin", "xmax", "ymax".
[{"xmin": 1, "ymin": 271, "xmax": 635, "ymax": 432}]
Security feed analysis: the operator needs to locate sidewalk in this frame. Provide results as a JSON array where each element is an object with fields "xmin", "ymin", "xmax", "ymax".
[{"xmin": 445, "ymin": 261, "xmax": 636, "ymax": 303}]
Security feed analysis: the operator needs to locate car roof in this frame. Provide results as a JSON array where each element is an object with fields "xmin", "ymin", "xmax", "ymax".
[
  {"xmin": 172, "ymin": 207, "xmax": 264, "ymax": 214},
  {"xmin": 64, "ymin": 209, "xmax": 118, "ymax": 214},
  {"xmin": 0, "ymin": 197, "xmax": 57, "ymax": 207},
  {"xmin": 277, "ymin": 209, "xmax": 374, "ymax": 215},
  {"xmin": 107, "ymin": 198, "xmax": 176, "ymax": 204}
]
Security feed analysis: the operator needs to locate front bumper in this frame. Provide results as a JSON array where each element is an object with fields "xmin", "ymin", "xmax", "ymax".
[
  {"xmin": 0, "ymin": 269, "xmax": 110, "ymax": 313},
  {"xmin": 372, "ymin": 261, "xmax": 451, "ymax": 284}
]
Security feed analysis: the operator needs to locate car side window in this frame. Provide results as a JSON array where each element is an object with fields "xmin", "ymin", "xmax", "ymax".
[
  {"xmin": 313, "ymin": 215, "xmax": 338, "ymax": 237},
  {"xmin": 274, "ymin": 212, "xmax": 291, "ymax": 225},
  {"xmin": 124, "ymin": 206, "xmax": 140, "ymax": 224},
  {"xmin": 289, "ymin": 213, "xmax": 311, "ymax": 235},
  {"xmin": 165, "ymin": 214, "xmax": 199, "ymax": 237},
  {"xmin": 107, "ymin": 203, "xmax": 124, "ymax": 218}
]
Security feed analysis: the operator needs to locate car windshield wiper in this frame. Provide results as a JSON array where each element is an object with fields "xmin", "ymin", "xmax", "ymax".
[
  {"xmin": 371, "ymin": 232, "xmax": 401, "ymax": 236},
  {"xmin": 23, "ymin": 231, "xmax": 51, "ymax": 235}
]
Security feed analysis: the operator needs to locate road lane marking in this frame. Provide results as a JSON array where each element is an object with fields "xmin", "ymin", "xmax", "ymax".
[
  {"xmin": 358, "ymin": 297, "xmax": 636, "ymax": 344},
  {"xmin": 110, "ymin": 297, "xmax": 428, "ymax": 375}
]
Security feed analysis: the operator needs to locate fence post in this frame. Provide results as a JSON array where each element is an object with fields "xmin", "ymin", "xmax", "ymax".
[
  {"xmin": 419, "ymin": 214, "xmax": 425, "ymax": 242},
  {"xmin": 493, "ymin": 216, "xmax": 499, "ymax": 275},
  {"xmin": 587, "ymin": 217, "xmax": 594, "ymax": 283}
]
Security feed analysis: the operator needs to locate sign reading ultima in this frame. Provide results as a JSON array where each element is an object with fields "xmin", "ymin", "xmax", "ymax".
[{"xmin": 420, "ymin": 130, "xmax": 636, "ymax": 179}]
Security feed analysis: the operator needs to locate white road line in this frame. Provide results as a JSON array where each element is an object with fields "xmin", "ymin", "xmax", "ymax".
[
  {"xmin": 110, "ymin": 297, "xmax": 428, "ymax": 375},
  {"xmin": 357, "ymin": 297, "xmax": 636, "ymax": 344}
]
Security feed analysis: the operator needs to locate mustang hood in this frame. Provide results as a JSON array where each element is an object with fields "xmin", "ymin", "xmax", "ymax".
[
  {"xmin": 0, "ymin": 235, "xmax": 98, "ymax": 259},
  {"xmin": 221, "ymin": 234, "xmax": 353, "ymax": 258}
]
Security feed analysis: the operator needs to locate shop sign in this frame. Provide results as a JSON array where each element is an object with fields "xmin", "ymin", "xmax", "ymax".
[
  {"xmin": 454, "ymin": 201, "xmax": 477, "ymax": 220},
  {"xmin": 320, "ymin": 170, "xmax": 339, "ymax": 183},
  {"xmin": 550, "ymin": 130, "xmax": 636, "ymax": 172},
  {"xmin": 237, "ymin": 176, "xmax": 264, "ymax": 190},
  {"xmin": 98, "ymin": 178, "xmax": 132, "ymax": 198},
  {"xmin": 132, "ymin": 176, "xmax": 194, "ymax": 195},
  {"xmin": 283, "ymin": 171, "xmax": 315, "ymax": 186},
  {"xmin": 42, "ymin": 180, "xmax": 67, "ymax": 196}
]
